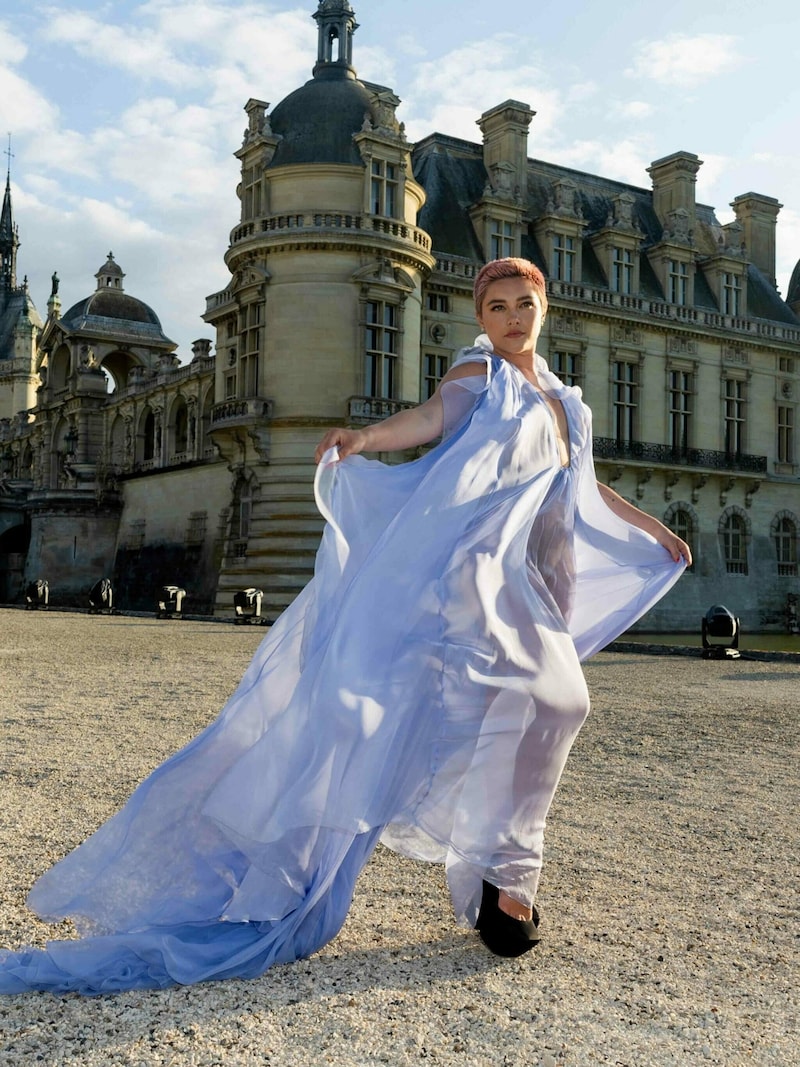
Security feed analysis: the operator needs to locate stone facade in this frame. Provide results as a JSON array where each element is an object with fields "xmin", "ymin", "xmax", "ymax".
[{"xmin": 1, "ymin": 0, "xmax": 799, "ymax": 632}]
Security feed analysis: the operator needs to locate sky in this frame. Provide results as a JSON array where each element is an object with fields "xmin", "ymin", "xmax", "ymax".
[{"xmin": 1, "ymin": 0, "xmax": 798, "ymax": 359}]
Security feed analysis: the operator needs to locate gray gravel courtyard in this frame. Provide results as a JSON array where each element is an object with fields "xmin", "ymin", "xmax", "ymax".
[{"xmin": 0, "ymin": 607, "xmax": 797, "ymax": 1066}]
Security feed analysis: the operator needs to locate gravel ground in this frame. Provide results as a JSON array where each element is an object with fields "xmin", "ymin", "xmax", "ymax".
[{"xmin": 0, "ymin": 607, "xmax": 797, "ymax": 1067}]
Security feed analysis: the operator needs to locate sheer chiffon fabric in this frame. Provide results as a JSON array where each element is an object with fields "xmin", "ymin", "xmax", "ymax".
[{"xmin": 0, "ymin": 339, "xmax": 684, "ymax": 995}]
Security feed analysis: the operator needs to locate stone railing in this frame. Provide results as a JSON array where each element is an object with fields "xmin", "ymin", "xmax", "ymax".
[
  {"xmin": 549, "ymin": 280, "xmax": 800, "ymax": 344},
  {"xmin": 230, "ymin": 211, "xmax": 432, "ymax": 254},
  {"xmin": 348, "ymin": 396, "xmax": 417, "ymax": 423},
  {"xmin": 211, "ymin": 397, "xmax": 274, "ymax": 425},
  {"xmin": 593, "ymin": 437, "xmax": 768, "ymax": 474}
]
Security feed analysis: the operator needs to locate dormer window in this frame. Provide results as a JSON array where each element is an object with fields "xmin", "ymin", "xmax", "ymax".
[
  {"xmin": 668, "ymin": 260, "xmax": 689, "ymax": 305},
  {"xmin": 490, "ymin": 218, "xmax": 515, "ymax": 259},
  {"xmin": 612, "ymin": 247, "xmax": 635, "ymax": 294},
  {"xmin": 722, "ymin": 272, "xmax": 742, "ymax": 316},
  {"xmin": 553, "ymin": 234, "xmax": 577, "ymax": 282},
  {"xmin": 371, "ymin": 160, "xmax": 398, "ymax": 217}
]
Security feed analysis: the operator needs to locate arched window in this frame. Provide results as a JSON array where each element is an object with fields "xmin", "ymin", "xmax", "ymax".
[
  {"xmin": 200, "ymin": 387, "xmax": 214, "ymax": 458},
  {"xmin": 142, "ymin": 409, "xmax": 156, "ymax": 462},
  {"xmin": 772, "ymin": 512, "xmax": 798, "ymax": 576},
  {"xmin": 110, "ymin": 415, "xmax": 127, "ymax": 466},
  {"xmin": 664, "ymin": 502, "xmax": 697, "ymax": 571},
  {"xmin": 170, "ymin": 397, "xmax": 189, "ymax": 460},
  {"xmin": 719, "ymin": 509, "xmax": 749, "ymax": 575},
  {"xmin": 230, "ymin": 476, "xmax": 255, "ymax": 560}
]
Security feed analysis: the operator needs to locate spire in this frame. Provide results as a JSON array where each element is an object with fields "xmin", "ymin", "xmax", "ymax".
[
  {"xmin": 312, "ymin": 0, "xmax": 359, "ymax": 80},
  {"xmin": 1, "ymin": 134, "xmax": 19, "ymax": 290}
]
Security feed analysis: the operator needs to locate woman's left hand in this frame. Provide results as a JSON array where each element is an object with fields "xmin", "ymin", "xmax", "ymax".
[{"xmin": 654, "ymin": 528, "xmax": 692, "ymax": 566}]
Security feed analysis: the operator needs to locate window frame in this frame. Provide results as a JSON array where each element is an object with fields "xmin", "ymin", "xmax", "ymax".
[
  {"xmin": 364, "ymin": 298, "xmax": 400, "ymax": 399},
  {"xmin": 611, "ymin": 359, "xmax": 639, "ymax": 444}
]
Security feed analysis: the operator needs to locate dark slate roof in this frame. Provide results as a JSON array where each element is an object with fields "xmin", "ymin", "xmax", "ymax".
[
  {"xmin": 414, "ymin": 143, "xmax": 485, "ymax": 260},
  {"xmin": 787, "ymin": 258, "xmax": 800, "ymax": 308},
  {"xmin": 60, "ymin": 289, "xmax": 175, "ymax": 344},
  {"xmin": 747, "ymin": 264, "xmax": 800, "ymax": 325},
  {"xmin": 269, "ymin": 70, "xmax": 374, "ymax": 167},
  {"xmin": 0, "ymin": 288, "xmax": 42, "ymax": 361},
  {"xmin": 412, "ymin": 133, "xmax": 800, "ymax": 324}
]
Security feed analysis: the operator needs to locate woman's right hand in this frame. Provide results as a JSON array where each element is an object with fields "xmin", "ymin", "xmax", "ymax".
[{"xmin": 314, "ymin": 427, "xmax": 368, "ymax": 464}]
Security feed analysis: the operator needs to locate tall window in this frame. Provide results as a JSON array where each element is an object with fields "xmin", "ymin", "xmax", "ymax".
[
  {"xmin": 722, "ymin": 272, "xmax": 742, "ymax": 316},
  {"xmin": 551, "ymin": 350, "xmax": 582, "ymax": 388},
  {"xmin": 668, "ymin": 369, "xmax": 693, "ymax": 452},
  {"xmin": 668, "ymin": 507, "xmax": 695, "ymax": 571},
  {"xmin": 612, "ymin": 360, "xmax": 638, "ymax": 443},
  {"xmin": 611, "ymin": 247, "xmax": 635, "ymax": 294},
  {"xmin": 242, "ymin": 165, "xmax": 263, "ymax": 221},
  {"xmin": 231, "ymin": 478, "xmax": 253, "ymax": 558},
  {"xmin": 668, "ymin": 260, "xmax": 689, "ymax": 305},
  {"xmin": 371, "ymin": 160, "xmax": 398, "ymax": 217},
  {"xmin": 774, "ymin": 516, "xmax": 798, "ymax": 576},
  {"xmin": 172, "ymin": 400, "xmax": 189, "ymax": 456},
  {"xmin": 422, "ymin": 353, "xmax": 450, "ymax": 400},
  {"xmin": 553, "ymin": 234, "xmax": 577, "ymax": 282},
  {"xmin": 142, "ymin": 409, "xmax": 156, "ymax": 462},
  {"xmin": 365, "ymin": 300, "xmax": 398, "ymax": 398},
  {"xmin": 778, "ymin": 405, "xmax": 794, "ymax": 464},
  {"xmin": 724, "ymin": 378, "xmax": 746, "ymax": 455},
  {"xmin": 240, "ymin": 303, "xmax": 261, "ymax": 397},
  {"xmin": 490, "ymin": 219, "xmax": 515, "ymax": 260},
  {"xmin": 426, "ymin": 293, "xmax": 450, "ymax": 313},
  {"xmin": 721, "ymin": 512, "xmax": 748, "ymax": 575}
]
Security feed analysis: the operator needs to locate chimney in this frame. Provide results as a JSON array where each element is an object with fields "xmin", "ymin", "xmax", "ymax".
[
  {"xmin": 647, "ymin": 151, "xmax": 702, "ymax": 232},
  {"xmin": 731, "ymin": 193, "xmax": 782, "ymax": 288},
  {"xmin": 477, "ymin": 100, "xmax": 534, "ymax": 204}
]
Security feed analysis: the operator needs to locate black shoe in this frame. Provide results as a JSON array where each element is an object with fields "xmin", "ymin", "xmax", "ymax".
[{"xmin": 475, "ymin": 880, "xmax": 541, "ymax": 957}]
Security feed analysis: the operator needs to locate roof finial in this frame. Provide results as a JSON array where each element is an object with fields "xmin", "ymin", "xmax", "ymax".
[{"xmin": 4, "ymin": 134, "xmax": 13, "ymax": 180}]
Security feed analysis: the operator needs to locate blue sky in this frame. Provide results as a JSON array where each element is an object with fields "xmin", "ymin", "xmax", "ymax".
[{"xmin": 1, "ymin": 0, "xmax": 798, "ymax": 357}]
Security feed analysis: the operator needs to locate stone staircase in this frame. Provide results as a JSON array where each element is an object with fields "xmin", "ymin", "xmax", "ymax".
[{"xmin": 214, "ymin": 467, "xmax": 323, "ymax": 622}]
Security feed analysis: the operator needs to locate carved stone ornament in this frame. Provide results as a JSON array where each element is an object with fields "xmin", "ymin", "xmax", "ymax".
[
  {"xmin": 723, "ymin": 346, "xmax": 750, "ymax": 365},
  {"xmin": 668, "ymin": 336, "xmax": 698, "ymax": 355},
  {"xmin": 612, "ymin": 327, "xmax": 643, "ymax": 345},
  {"xmin": 552, "ymin": 315, "xmax": 584, "ymax": 337}
]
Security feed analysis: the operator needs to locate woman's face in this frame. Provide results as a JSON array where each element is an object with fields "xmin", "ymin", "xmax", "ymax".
[{"xmin": 476, "ymin": 277, "xmax": 544, "ymax": 361}]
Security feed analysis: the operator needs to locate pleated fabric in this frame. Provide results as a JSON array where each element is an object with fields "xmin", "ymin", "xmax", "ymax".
[{"xmin": 0, "ymin": 340, "xmax": 684, "ymax": 995}]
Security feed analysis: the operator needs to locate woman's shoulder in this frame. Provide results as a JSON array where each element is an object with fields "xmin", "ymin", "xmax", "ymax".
[{"xmin": 444, "ymin": 359, "xmax": 489, "ymax": 382}]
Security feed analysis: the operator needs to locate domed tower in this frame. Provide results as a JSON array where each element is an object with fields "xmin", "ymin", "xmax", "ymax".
[
  {"xmin": 204, "ymin": 0, "xmax": 435, "ymax": 616},
  {"xmin": 788, "ymin": 257, "xmax": 800, "ymax": 319},
  {"xmin": 38, "ymin": 252, "xmax": 177, "ymax": 400}
]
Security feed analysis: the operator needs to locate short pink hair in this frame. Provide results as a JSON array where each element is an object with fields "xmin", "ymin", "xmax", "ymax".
[{"xmin": 473, "ymin": 258, "xmax": 548, "ymax": 318}]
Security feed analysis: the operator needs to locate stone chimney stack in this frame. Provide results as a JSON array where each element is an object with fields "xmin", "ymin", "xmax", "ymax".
[
  {"xmin": 477, "ymin": 100, "xmax": 534, "ymax": 204},
  {"xmin": 731, "ymin": 193, "xmax": 782, "ymax": 288},
  {"xmin": 647, "ymin": 151, "xmax": 702, "ymax": 232}
]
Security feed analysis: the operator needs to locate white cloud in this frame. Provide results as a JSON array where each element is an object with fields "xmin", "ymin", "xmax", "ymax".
[
  {"xmin": 775, "ymin": 207, "xmax": 800, "ymax": 299},
  {"xmin": 0, "ymin": 68, "xmax": 60, "ymax": 137},
  {"xmin": 694, "ymin": 152, "xmax": 733, "ymax": 206},
  {"xmin": 566, "ymin": 81, "xmax": 598, "ymax": 104},
  {"xmin": 626, "ymin": 34, "xmax": 744, "ymax": 88},
  {"xmin": 0, "ymin": 22, "xmax": 27, "ymax": 64},
  {"xmin": 43, "ymin": 11, "xmax": 198, "ymax": 88},
  {"xmin": 557, "ymin": 138, "xmax": 653, "ymax": 188},
  {"xmin": 616, "ymin": 100, "xmax": 653, "ymax": 120},
  {"xmin": 400, "ymin": 36, "xmax": 560, "ymax": 143}
]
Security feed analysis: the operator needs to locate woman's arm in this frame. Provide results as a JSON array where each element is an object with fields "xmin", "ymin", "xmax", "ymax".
[
  {"xmin": 314, "ymin": 361, "xmax": 486, "ymax": 463},
  {"xmin": 596, "ymin": 481, "xmax": 693, "ymax": 565}
]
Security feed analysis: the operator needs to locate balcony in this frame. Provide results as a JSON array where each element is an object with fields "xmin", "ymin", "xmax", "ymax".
[
  {"xmin": 593, "ymin": 438, "xmax": 768, "ymax": 475},
  {"xmin": 211, "ymin": 397, "xmax": 273, "ymax": 427},
  {"xmin": 348, "ymin": 396, "xmax": 416, "ymax": 424}
]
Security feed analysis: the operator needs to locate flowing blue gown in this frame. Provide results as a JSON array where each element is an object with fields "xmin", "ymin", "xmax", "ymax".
[{"xmin": 0, "ymin": 340, "xmax": 685, "ymax": 995}]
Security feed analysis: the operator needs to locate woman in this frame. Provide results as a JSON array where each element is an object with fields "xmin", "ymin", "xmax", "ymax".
[{"xmin": 0, "ymin": 258, "xmax": 689, "ymax": 994}]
